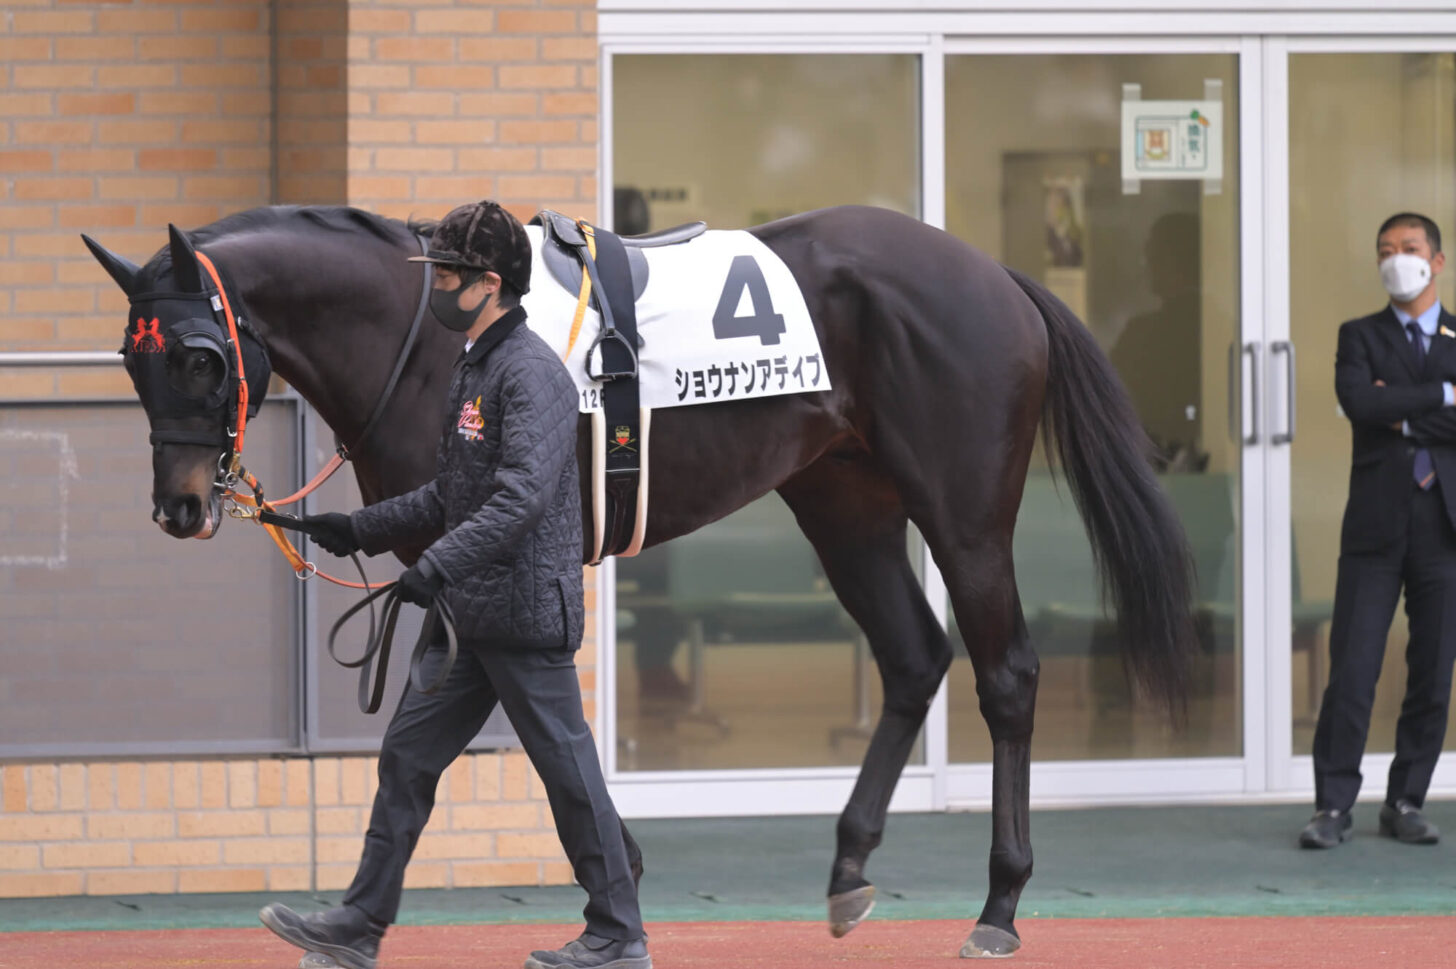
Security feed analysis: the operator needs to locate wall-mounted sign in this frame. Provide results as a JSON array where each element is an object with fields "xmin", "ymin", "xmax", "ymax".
[{"xmin": 1121, "ymin": 98, "xmax": 1223, "ymax": 184}]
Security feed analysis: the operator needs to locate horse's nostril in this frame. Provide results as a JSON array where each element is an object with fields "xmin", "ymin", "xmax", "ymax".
[{"xmin": 162, "ymin": 495, "xmax": 202, "ymax": 532}]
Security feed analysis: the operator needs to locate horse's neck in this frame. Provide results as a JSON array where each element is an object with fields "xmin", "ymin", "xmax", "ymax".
[{"xmin": 222, "ymin": 231, "xmax": 425, "ymax": 450}]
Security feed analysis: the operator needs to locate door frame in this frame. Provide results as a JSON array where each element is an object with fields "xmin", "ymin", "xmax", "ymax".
[{"xmin": 1262, "ymin": 34, "xmax": 1456, "ymax": 801}]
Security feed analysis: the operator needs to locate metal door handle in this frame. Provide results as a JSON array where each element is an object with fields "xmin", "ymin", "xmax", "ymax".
[
  {"xmin": 1242, "ymin": 341, "xmax": 1260, "ymax": 444},
  {"xmin": 1271, "ymin": 340, "xmax": 1296, "ymax": 445}
]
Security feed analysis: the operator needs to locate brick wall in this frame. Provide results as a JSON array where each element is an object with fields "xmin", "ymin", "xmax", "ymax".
[
  {"xmin": 1, "ymin": 0, "xmax": 603, "ymax": 898},
  {"xmin": 0, "ymin": 752, "xmax": 568, "ymax": 897},
  {"xmin": 345, "ymin": 0, "xmax": 598, "ymax": 227}
]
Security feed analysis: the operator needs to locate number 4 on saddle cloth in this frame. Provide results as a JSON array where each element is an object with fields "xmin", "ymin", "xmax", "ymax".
[{"xmin": 522, "ymin": 210, "xmax": 829, "ymax": 564}]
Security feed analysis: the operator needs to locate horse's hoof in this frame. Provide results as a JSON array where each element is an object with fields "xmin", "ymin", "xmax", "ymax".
[
  {"xmin": 299, "ymin": 953, "xmax": 340, "ymax": 969},
  {"xmin": 959, "ymin": 923, "xmax": 1020, "ymax": 958},
  {"xmin": 828, "ymin": 884, "xmax": 876, "ymax": 938}
]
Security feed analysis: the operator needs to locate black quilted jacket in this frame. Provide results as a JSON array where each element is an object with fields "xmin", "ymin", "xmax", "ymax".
[{"xmin": 350, "ymin": 308, "xmax": 585, "ymax": 650}]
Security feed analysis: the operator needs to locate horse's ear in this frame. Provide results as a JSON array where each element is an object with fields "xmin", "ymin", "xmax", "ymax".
[
  {"xmin": 167, "ymin": 224, "xmax": 204, "ymax": 293},
  {"xmin": 80, "ymin": 234, "xmax": 141, "ymax": 297}
]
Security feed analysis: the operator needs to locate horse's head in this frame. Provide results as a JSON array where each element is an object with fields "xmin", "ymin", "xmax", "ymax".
[{"xmin": 83, "ymin": 224, "xmax": 272, "ymax": 539}]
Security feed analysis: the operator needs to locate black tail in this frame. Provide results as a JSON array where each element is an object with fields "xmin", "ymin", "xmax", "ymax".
[{"xmin": 1007, "ymin": 267, "xmax": 1196, "ymax": 715}]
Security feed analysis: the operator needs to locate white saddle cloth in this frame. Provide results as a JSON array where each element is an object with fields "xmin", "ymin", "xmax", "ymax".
[{"xmin": 519, "ymin": 225, "xmax": 830, "ymax": 413}]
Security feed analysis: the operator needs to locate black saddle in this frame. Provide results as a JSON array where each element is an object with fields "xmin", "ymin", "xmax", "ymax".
[{"xmin": 529, "ymin": 209, "xmax": 707, "ymax": 303}]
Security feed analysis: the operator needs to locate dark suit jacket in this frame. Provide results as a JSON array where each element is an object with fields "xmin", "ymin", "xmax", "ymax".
[{"xmin": 1336, "ymin": 305, "xmax": 1456, "ymax": 554}]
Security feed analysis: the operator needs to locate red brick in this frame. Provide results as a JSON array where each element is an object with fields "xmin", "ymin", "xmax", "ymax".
[
  {"xmin": 137, "ymin": 34, "xmax": 216, "ymax": 60},
  {"xmin": 220, "ymin": 33, "xmax": 270, "ymax": 59},
  {"xmin": 180, "ymin": 120, "xmax": 264, "ymax": 144},
  {"xmin": 0, "ymin": 206, "xmax": 53, "ymax": 230},
  {"xmin": 97, "ymin": 176, "xmax": 178, "ymax": 201},
  {"xmin": 57, "ymin": 93, "xmax": 136, "ymax": 116},
  {"xmin": 375, "ymin": 36, "xmax": 452, "ymax": 61},
  {"xmin": 139, "ymin": 92, "xmax": 217, "ymax": 115},
  {"xmin": 12, "ymin": 11, "xmax": 94, "ymax": 34},
  {"xmin": 458, "ymin": 147, "xmax": 538, "ymax": 172},
  {"xmin": 182, "ymin": 175, "xmax": 267, "ymax": 202},
  {"xmin": 14, "ymin": 121, "xmax": 92, "ymax": 145},
  {"xmin": 87, "ymin": 870, "xmax": 175, "ymax": 896},
  {"xmin": 351, "ymin": 64, "xmax": 412, "ymax": 89},
  {"xmin": 500, "ymin": 120, "xmax": 577, "ymax": 145},
  {"xmin": 500, "ymin": 65, "xmax": 577, "ymax": 90},
  {"xmin": 139, "ymin": 149, "xmax": 218, "ymax": 172},
  {"xmin": 352, "ymin": 9, "xmax": 411, "ymax": 32},
  {"xmin": 0, "ymin": 151, "xmax": 53, "ymax": 173},
  {"xmin": 98, "ymin": 9, "xmax": 176, "ymax": 33},
  {"xmin": 0, "ymin": 94, "xmax": 54, "ymax": 117},
  {"xmin": 541, "ymin": 147, "xmax": 595, "ymax": 171},
  {"xmin": 542, "ymin": 37, "xmax": 596, "ymax": 62},
  {"xmin": 0, "ymin": 873, "xmax": 84, "ymax": 898},
  {"xmin": 0, "ymin": 38, "xmax": 52, "ymax": 61},
  {"xmin": 459, "ymin": 92, "xmax": 538, "ymax": 117},
  {"xmin": 57, "ymin": 149, "xmax": 134, "ymax": 172},
  {"xmin": 14, "ymin": 65, "xmax": 95, "ymax": 90},
  {"xmin": 497, "ymin": 10, "xmax": 577, "ymax": 34},
  {"xmin": 415, "ymin": 9, "xmax": 494, "ymax": 34},
  {"xmin": 415, "ymin": 65, "xmax": 496, "ymax": 90},
  {"xmin": 375, "ymin": 91, "xmax": 449, "ymax": 117},
  {"xmin": 459, "ymin": 37, "xmax": 538, "ymax": 62},
  {"xmin": 177, "ymin": 869, "xmax": 266, "ymax": 893},
  {"xmin": 97, "ymin": 65, "xmax": 177, "ymax": 89},
  {"xmin": 54, "ymin": 36, "xmax": 133, "ymax": 61},
  {"xmin": 374, "ymin": 147, "xmax": 455, "ymax": 173},
  {"xmin": 98, "ymin": 120, "xmax": 177, "ymax": 143},
  {"xmin": 14, "ymin": 178, "xmax": 93, "ymax": 201},
  {"xmin": 180, "ymin": 8, "xmax": 262, "ymax": 31},
  {"xmin": 179, "ymin": 63, "xmax": 265, "ymax": 88}
]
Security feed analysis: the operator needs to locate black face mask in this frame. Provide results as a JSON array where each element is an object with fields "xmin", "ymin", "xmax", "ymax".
[{"xmin": 429, "ymin": 274, "xmax": 490, "ymax": 332}]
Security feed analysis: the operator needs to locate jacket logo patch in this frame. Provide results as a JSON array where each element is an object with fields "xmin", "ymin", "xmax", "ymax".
[
  {"xmin": 457, "ymin": 396, "xmax": 484, "ymax": 441},
  {"xmin": 130, "ymin": 317, "xmax": 166, "ymax": 353}
]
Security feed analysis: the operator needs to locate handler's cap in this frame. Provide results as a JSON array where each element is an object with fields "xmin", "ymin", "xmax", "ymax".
[{"xmin": 409, "ymin": 200, "xmax": 532, "ymax": 295}]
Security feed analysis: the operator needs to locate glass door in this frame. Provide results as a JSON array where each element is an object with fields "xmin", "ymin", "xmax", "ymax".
[
  {"xmin": 1275, "ymin": 40, "xmax": 1456, "ymax": 796},
  {"xmin": 941, "ymin": 41, "xmax": 1256, "ymax": 803}
]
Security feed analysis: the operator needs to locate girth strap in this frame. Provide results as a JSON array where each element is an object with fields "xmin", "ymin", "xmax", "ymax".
[{"xmin": 581, "ymin": 223, "xmax": 644, "ymax": 560}]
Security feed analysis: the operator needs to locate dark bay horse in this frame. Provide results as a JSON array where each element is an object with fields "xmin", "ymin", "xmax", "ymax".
[{"xmin": 83, "ymin": 204, "xmax": 1196, "ymax": 958}]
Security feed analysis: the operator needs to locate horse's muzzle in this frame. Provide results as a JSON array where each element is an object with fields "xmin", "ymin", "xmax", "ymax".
[{"xmin": 153, "ymin": 491, "xmax": 221, "ymax": 540}]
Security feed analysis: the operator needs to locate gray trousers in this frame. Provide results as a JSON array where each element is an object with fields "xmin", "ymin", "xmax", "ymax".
[{"xmin": 343, "ymin": 640, "xmax": 643, "ymax": 941}]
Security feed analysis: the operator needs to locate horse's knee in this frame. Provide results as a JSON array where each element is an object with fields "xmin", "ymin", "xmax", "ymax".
[{"xmin": 881, "ymin": 638, "xmax": 953, "ymax": 718}]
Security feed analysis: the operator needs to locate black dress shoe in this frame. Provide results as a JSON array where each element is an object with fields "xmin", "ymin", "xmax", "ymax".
[
  {"xmin": 1299, "ymin": 809, "xmax": 1352, "ymax": 849},
  {"xmin": 1380, "ymin": 799, "xmax": 1440, "ymax": 844},
  {"xmin": 524, "ymin": 932, "xmax": 652, "ymax": 969},
  {"xmin": 259, "ymin": 903, "xmax": 385, "ymax": 969}
]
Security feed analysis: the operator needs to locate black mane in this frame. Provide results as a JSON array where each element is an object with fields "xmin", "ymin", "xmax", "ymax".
[{"xmin": 136, "ymin": 205, "xmax": 435, "ymax": 290}]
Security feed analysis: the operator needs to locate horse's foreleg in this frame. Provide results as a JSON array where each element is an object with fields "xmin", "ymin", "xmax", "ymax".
[
  {"xmin": 955, "ymin": 557, "xmax": 1037, "ymax": 958},
  {"xmin": 778, "ymin": 468, "xmax": 952, "ymax": 939}
]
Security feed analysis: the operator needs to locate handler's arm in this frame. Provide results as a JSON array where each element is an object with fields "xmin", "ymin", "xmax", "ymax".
[{"xmin": 349, "ymin": 478, "xmax": 447, "ymax": 556}]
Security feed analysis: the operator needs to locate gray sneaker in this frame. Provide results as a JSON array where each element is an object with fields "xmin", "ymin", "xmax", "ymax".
[{"xmin": 524, "ymin": 933, "xmax": 652, "ymax": 969}]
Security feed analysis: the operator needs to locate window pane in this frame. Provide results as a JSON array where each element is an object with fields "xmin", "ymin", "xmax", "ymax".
[
  {"xmin": 612, "ymin": 53, "xmax": 920, "ymax": 771},
  {"xmin": 0, "ymin": 400, "xmax": 299, "ymax": 755},
  {"xmin": 944, "ymin": 53, "xmax": 1242, "ymax": 762},
  {"xmin": 1288, "ymin": 53, "xmax": 1456, "ymax": 756}
]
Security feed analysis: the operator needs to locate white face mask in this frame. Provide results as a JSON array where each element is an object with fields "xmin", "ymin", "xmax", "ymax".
[{"xmin": 1380, "ymin": 253, "xmax": 1433, "ymax": 303}]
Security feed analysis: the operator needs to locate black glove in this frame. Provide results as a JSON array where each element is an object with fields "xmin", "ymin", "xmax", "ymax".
[
  {"xmin": 304, "ymin": 512, "xmax": 359, "ymax": 557},
  {"xmin": 395, "ymin": 558, "xmax": 445, "ymax": 607}
]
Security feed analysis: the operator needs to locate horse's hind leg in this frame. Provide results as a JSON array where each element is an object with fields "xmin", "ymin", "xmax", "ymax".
[
  {"xmin": 945, "ymin": 545, "xmax": 1037, "ymax": 958},
  {"xmin": 778, "ymin": 457, "xmax": 953, "ymax": 938}
]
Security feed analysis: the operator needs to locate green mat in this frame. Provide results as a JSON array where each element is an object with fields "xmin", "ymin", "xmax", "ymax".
[{"xmin": 3, "ymin": 802, "xmax": 1454, "ymax": 932}]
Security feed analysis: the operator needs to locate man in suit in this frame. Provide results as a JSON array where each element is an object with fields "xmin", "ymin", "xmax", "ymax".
[{"xmin": 1302, "ymin": 212, "xmax": 1456, "ymax": 849}]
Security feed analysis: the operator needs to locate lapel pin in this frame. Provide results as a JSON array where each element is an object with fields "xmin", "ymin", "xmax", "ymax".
[{"xmin": 1441, "ymin": 326, "xmax": 1455, "ymax": 339}]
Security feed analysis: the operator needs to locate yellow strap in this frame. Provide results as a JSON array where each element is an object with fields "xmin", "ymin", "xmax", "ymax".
[{"xmin": 562, "ymin": 223, "xmax": 597, "ymax": 361}]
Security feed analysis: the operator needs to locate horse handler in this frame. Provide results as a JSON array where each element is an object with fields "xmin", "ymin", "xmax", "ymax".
[{"xmin": 259, "ymin": 200, "xmax": 650, "ymax": 969}]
